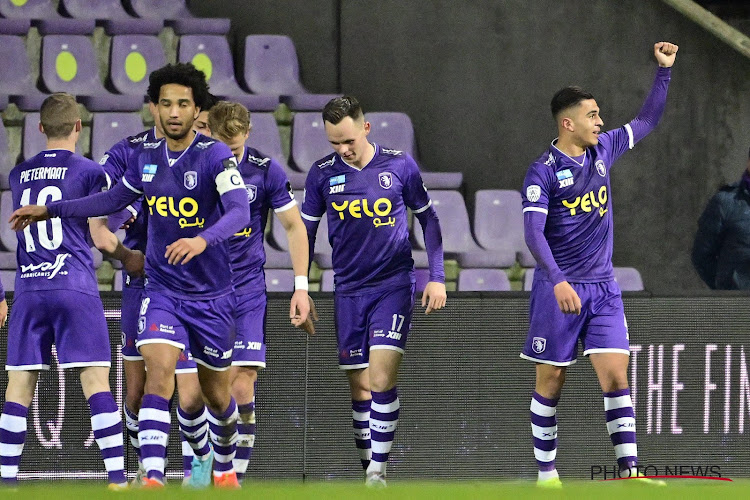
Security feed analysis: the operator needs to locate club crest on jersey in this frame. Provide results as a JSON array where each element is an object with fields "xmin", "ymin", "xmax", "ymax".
[
  {"xmin": 532, "ymin": 337, "xmax": 546, "ymax": 354},
  {"xmin": 142, "ymin": 163, "xmax": 157, "ymax": 182},
  {"xmin": 595, "ymin": 160, "xmax": 607, "ymax": 177},
  {"xmin": 184, "ymin": 171, "xmax": 198, "ymax": 190},
  {"xmin": 526, "ymin": 185, "xmax": 541, "ymax": 203},
  {"xmin": 379, "ymin": 172, "xmax": 393, "ymax": 189},
  {"xmin": 245, "ymin": 184, "xmax": 257, "ymax": 202},
  {"xmin": 556, "ymin": 169, "xmax": 574, "ymax": 188}
]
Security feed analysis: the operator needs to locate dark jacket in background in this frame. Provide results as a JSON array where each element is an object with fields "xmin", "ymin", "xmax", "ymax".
[{"xmin": 692, "ymin": 177, "xmax": 750, "ymax": 289}]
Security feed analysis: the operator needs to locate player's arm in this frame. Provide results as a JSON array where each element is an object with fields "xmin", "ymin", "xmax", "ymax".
[
  {"xmin": 299, "ymin": 166, "xmax": 327, "ymax": 334},
  {"xmin": 88, "ymin": 217, "xmax": 145, "ymax": 276},
  {"xmin": 276, "ymin": 206, "xmax": 313, "ymax": 331},
  {"xmin": 691, "ymin": 193, "xmax": 725, "ymax": 289},
  {"xmin": 0, "ymin": 279, "xmax": 6, "ymax": 328}
]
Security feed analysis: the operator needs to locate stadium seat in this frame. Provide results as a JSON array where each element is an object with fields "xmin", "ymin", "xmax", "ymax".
[
  {"xmin": 0, "ymin": 0, "xmax": 60, "ymax": 19},
  {"xmin": 265, "ymin": 268, "xmax": 294, "ymax": 292},
  {"xmin": 614, "ymin": 266, "xmax": 645, "ymax": 291},
  {"xmin": 523, "ymin": 268, "xmax": 534, "ymax": 291},
  {"xmin": 243, "ymin": 35, "xmax": 338, "ymax": 111},
  {"xmin": 365, "ymin": 112, "xmax": 417, "ymax": 159},
  {"xmin": 412, "ymin": 190, "xmax": 477, "ymax": 255},
  {"xmin": 263, "ymin": 241, "xmax": 293, "ymax": 269},
  {"xmin": 0, "ymin": 33, "xmax": 49, "ymax": 111},
  {"xmin": 91, "ymin": 113, "xmax": 144, "ymax": 164},
  {"xmin": 0, "ymin": 122, "xmax": 11, "ymax": 190},
  {"xmin": 113, "ymin": 270, "xmax": 123, "ymax": 291},
  {"xmin": 108, "ymin": 35, "xmax": 167, "ymax": 96},
  {"xmin": 60, "ymin": 0, "xmax": 133, "ymax": 20},
  {"xmin": 102, "ymin": 19, "xmax": 163, "ymax": 36},
  {"xmin": 0, "ymin": 192, "xmax": 17, "ymax": 253},
  {"xmin": 420, "ymin": 171, "xmax": 464, "ymax": 190},
  {"xmin": 320, "ymin": 269, "xmax": 335, "ymax": 292},
  {"xmin": 458, "ymin": 268, "xmax": 511, "ymax": 291},
  {"xmin": 290, "ymin": 112, "xmax": 331, "ymax": 172},
  {"xmin": 272, "ymin": 199, "xmax": 332, "ymax": 264},
  {"xmin": 246, "ymin": 113, "xmax": 304, "ymax": 188},
  {"xmin": 128, "ymin": 0, "xmax": 230, "ymax": 35},
  {"xmin": 0, "ymin": 251, "xmax": 16, "ymax": 270},
  {"xmin": 414, "ymin": 268, "xmax": 431, "ymax": 292},
  {"xmin": 36, "ymin": 18, "xmax": 96, "ymax": 36},
  {"xmin": 0, "ymin": 18, "xmax": 31, "ymax": 35},
  {"xmin": 0, "ymin": 270, "xmax": 15, "ymax": 292}
]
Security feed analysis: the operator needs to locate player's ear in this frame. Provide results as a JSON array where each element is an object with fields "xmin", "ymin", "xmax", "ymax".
[
  {"xmin": 193, "ymin": 106, "xmax": 201, "ymax": 120},
  {"xmin": 363, "ymin": 120, "xmax": 371, "ymax": 135},
  {"xmin": 74, "ymin": 119, "xmax": 82, "ymax": 133},
  {"xmin": 561, "ymin": 116, "xmax": 574, "ymax": 132},
  {"xmin": 38, "ymin": 122, "xmax": 44, "ymax": 134}
]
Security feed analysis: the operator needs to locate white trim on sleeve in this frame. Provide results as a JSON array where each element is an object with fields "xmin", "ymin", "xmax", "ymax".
[
  {"xmin": 122, "ymin": 177, "xmax": 143, "ymax": 195},
  {"xmin": 301, "ymin": 212, "xmax": 322, "ymax": 222},
  {"xmin": 523, "ymin": 207, "xmax": 549, "ymax": 215},
  {"xmin": 624, "ymin": 123, "xmax": 634, "ymax": 150},
  {"xmin": 273, "ymin": 199, "xmax": 297, "ymax": 213},
  {"xmin": 412, "ymin": 199, "xmax": 432, "ymax": 214}
]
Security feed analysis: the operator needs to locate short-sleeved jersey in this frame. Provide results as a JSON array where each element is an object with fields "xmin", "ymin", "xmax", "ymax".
[
  {"xmin": 10, "ymin": 150, "xmax": 107, "ymax": 296},
  {"xmin": 100, "ymin": 128, "xmax": 155, "ymax": 287},
  {"xmin": 230, "ymin": 146, "xmax": 295, "ymax": 294},
  {"xmin": 521, "ymin": 126, "xmax": 634, "ymax": 283},
  {"xmin": 120, "ymin": 133, "xmax": 244, "ymax": 299},
  {"xmin": 301, "ymin": 144, "xmax": 431, "ymax": 295}
]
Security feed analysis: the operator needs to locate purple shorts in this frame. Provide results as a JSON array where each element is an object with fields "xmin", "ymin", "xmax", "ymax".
[
  {"xmin": 232, "ymin": 289, "xmax": 267, "ymax": 368},
  {"xmin": 6, "ymin": 290, "xmax": 110, "ymax": 370},
  {"xmin": 136, "ymin": 291, "xmax": 236, "ymax": 371},
  {"xmin": 521, "ymin": 279, "xmax": 629, "ymax": 366},
  {"xmin": 335, "ymin": 284, "xmax": 415, "ymax": 369}
]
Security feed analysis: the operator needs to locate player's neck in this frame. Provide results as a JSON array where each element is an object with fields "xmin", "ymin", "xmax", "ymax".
[
  {"xmin": 165, "ymin": 130, "xmax": 195, "ymax": 152},
  {"xmin": 45, "ymin": 139, "xmax": 76, "ymax": 153},
  {"xmin": 555, "ymin": 137, "xmax": 586, "ymax": 158},
  {"xmin": 348, "ymin": 142, "xmax": 376, "ymax": 170}
]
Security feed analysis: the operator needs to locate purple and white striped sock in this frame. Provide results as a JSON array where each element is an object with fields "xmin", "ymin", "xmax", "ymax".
[
  {"xmin": 177, "ymin": 405, "xmax": 211, "ymax": 460},
  {"xmin": 604, "ymin": 388, "xmax": 638, "ymax": 471},
  {"xmin": 352, "ymin": 399, "xmax": 371, "ymax": 470},
  {"xmin": 88, "ymin": 392, "xmax": 126, "ymax": 485},
  {"xmin": 208, "ymin": 399, "xmax": 238, "ymax": 476},
  {"xmin": 367, "ymin": 388, "xmax": 399, "ymax": 476},
  {"xmin": 123, "ymin": 405, "xmax": 140, "ymax": 462},
  {"xmin": 180, "ymin": 432, "xmax": 193, "ymax": 479},
  {"xmin": 138, "ymin": 394, "xmax": 170, "ymax": 482},
  {"xmin": 531, "ymin": 392, "xmax": 558, "ymax": 476},
  {"xmin": 234, "ymin": 401, "xmax": 255, "ymax": 480},
  {"xmin": 0, "ymin": 402, "xmax": 28, "ymax": 484}
]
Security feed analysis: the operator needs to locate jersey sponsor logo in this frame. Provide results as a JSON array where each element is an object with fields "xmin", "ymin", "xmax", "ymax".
[
  {"xmin": 379, "ymin": 172, "xmax": 393, "ymax": 189},
  {"xmin": 329, "ymin": 174, "xmax": 346, "ymax": 194},
  {"xmin": 143, "ymin": 142, "xmax": 161, "ymax": 149},
  {"xmin": 330, "ymin": 184, "xmax": 345, "ymax": 194},
  {"xmin": 146, "ymin": 195, "xmax": 203, "ymax": 228},
  {"xmin": 386, "ymin": 331, "xmax": 402, "ymax": 340},
  {"xmin": 247, "ymin": 154, "xmax": 270, "ymax": 167},
  {"xmin": 557, "ymin": 169, "xmax": 574, "ymax": 188},
  {"xmin": 562, "ymin": 186, "xmax": 608, "ymax": 217},
  {"xmin": 130, "ymin": 135, "xmax": 147, "ymax": 144},
  {"xmin": 331, "ymin": 197, "xmax": 395, "ymax": 227},
  {"xmin": 381, "ymin": 148, "xmax": 403, "ymax": 156},
  {"xmin": 317, "ymin": 157, "xmax": 335, "ymax": 169},
  {"xmin": 142, "ymin": 163, "xmax": 157, "ymax": 182},
  {"xmin": 98, "ymin": 154, "xmax": 109, "ymax": 165},
  {"xmin": 196, "ymin": 140, "xmax": 216, "ymax": 149},
  {"xmin": 19, "ymin": 253, "xmax": 70, "ymax": 279},
  {"xmin": 526, "ymin": 185, "xmax": 541, "ymax": 203},
  {"xmin": 159, "ymin": 324, "xmax": 175, "ymax": 334},
  {"xmin": 532, "ymin": 336, "xmax": 546, "ymax": 354},
  {"xmin": 595, "ymin": 159, "xmax": 607, "ymax": 177},
  {"xmin": 44, "ymin": 153, "xmax": 56, "ymax": 158},
  {"xmin": 245, "ymin": 184, "xmax": 257, "ymax": 202},
  {"xmin": 184, "ymin": 171, "xmax": 198, "ymax": 190}
]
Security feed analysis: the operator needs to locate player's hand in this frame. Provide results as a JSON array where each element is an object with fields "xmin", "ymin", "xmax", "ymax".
[
  {"xmin": 165, "ymin": 236, "xmax": 207, "ymax": 265},
  {"xmin": 9, "ymin": 205, "xmax": 50, "ymax": 232},
  {"xmin": 553, "ymin": 281, "xmax": 581, "ymax": 315},
  {"xmin": 290, "ymin": 289, "xmax": 311, "ymax": 330},
  {"xmin": 120, "ymin": 214, "xmax": 137, "ymax": 230},
  {"xmin": 654, "ymin": 42, "xmax": 678, "ymax": 68},
  {"xmin": 421, "ymin": 281, "xmax": 447, "ymax": 314},
  {"xmin": 297, "ymin": 295, "xmax": 318, "ymax": 335},
  {"xmin": 123, "ymin": 249, "xmax": 145, "ymax": 277},
  {"xmin": 0, "ymin": 299, "xmax": 7, "ymax": 329}
]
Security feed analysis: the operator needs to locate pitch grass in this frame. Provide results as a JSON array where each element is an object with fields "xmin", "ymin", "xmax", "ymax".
[{"xmin": 3, "ymin": 479, "xmax": 746, "ymax": 499}]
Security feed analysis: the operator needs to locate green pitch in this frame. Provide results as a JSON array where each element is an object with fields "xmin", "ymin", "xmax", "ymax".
[{"xmin": 4, "ymin": 479, "xmax": 746, "ymax": 499}]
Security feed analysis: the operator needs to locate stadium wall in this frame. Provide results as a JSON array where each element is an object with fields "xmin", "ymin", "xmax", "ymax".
[
  {"xmin": 190, "ymin": 0, "xmax": 750, "ymax": 293},
  {"xmin": 3, "ymin": 292, "xmax": 750, "ymax": 481}
]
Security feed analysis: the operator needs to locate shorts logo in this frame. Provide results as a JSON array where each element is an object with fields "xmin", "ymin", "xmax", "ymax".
[
  {"xmin": 245, "ymin": 184, "xmax": 257, "ymax": 203},
  {"xmin": 526, "ymin": 185, "xmax": 541, "ymax": 203},
  {"xmin": 379, "ymin": 172, "xmax": 393, "ymax": 189},
  {"xmin": 139, "ymin": 297, "xmax": 150, "ymax": 316},
  {"xmin": 532, "ymin": 337, "xmax": 547, "ymax": 354},
  {"xmin": 137, "ymin": 317, "xmax": 146, "ymax": 335},
  {"xmin": 184, "ymin": 171, "xmax": 198, "ymax": 190},
  {"xmin": 595, "ymin": 160, "xmax": 607, "ymax": 177}
]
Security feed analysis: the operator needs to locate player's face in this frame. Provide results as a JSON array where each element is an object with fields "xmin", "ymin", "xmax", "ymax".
[
  {"xmin": 157, "ymin": 83, "xmax": 200, "ymax": 141},
  {"xmin": 217, "ymin": 130, "xmax": 250, "ymax": 160},
  {"xmin": 324, "ymin": 116, "xmax": 371, "ymax": 166},
  {"xmin": 148, "ymin": 102, "xmax": 165, "ymax": 138},
  {"xmin": 193, "ymin": 111, "xmax": 210, "ymax": 136},
  {"xmin": 570, "ymin": 99, "xmax": 603, "ymax": 147}
]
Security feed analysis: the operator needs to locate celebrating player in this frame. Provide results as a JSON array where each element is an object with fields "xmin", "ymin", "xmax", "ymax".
[
  {"xmin": 520, "ymin": 42, "xmax": 678, "ymax": 488},
  {"xmin": 300, "ymin": 96, "xmax": 446, "ymax": 487},
  {"xmin": 0, "ymin": 93, "xmax": 144, "ymax": 489}
]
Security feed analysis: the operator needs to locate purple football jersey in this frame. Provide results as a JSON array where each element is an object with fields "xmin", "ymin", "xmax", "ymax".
[
  {"xmin": 301, "ymin": 144, "xmax": 431, "ymax": 294},
  {"xmin": 10, "ymin": 150, "xmax": 105, "ymax": 296},
  {"xmin": 229, "ymin": 146, "xmax": 295, "ymax": 294},
  {"xmin": 521, "ymin": 127, "xmax": 633, "ymax": 282},
  {"xmin": 120, "ymin": 133, "xmax": 245, "ymax": 299}
]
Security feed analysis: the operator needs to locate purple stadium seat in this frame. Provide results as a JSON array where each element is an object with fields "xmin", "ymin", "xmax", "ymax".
[
  {"xmin": 0, "ymin": 251, "xmax": 16, "ymax": 270},
  {"xmin": 103, "ymin": 19, "xmax": 163, "ymax": 36},
  {"xmin": 178, "ymin": 35, "xmax": 245, "ymax": 97},
  {"xmin": 458, "ymin": 268, "xmax": 511, "ymax": 291},
  {"xmin": 265, "ymin": 269, "xmax": 294, "ymax": 292},
  {"xmin": 523, "ymin": 268, "xmax": 535, "ymax": 291},
  {"xmin": 245, "ymin": 113, "xmax": 304, "ymax": 187},
  {"xmin": 171, "ymin": 18, "xmax": 230, "ymax": 36},
  {"xmin": 473, "ymin": 190, "xmax": 535, "ymax": 266},
  {"xmin": 320, "ymin": 269, "xmax": 335, "ymax": 292},
  {"xmin": 0, "ymin": 191, "xmax": 17, "ymax": 253},
  {"xmin": 614, "ymin": 267, "xmax": 645, "ymax": 291},
  {"xmin": 37, "ymin": 19, "xmax": 96, "ymax": 35},
  {"xmin": 421, "ymin": 172, "xmax": 463, "ymax": 190},
  {"xmin": 128, "ymin": 0, "xmax": 229, "ymax": 34},
  {"xmin": 0, "ymin": 270, "xmax": 15, "ymax": 291},
  {"xmin": 109, "ymin": 35, "xmax": 166, "ymax": 96},
  {"xmin": 91, "ymin": 113, "xmax": 143, "ymax": 163},
  {"xmin": 414, "ymin": 268, "xmax": 431, "ymax": 292},
  {"xmin": 0, "ymin": 0, "xmax": 60, "ymax": 19},
  {"xmin": 0, "ymin": 122, "xmax": 11, "ymax": 190},
  {"xmin": 60, "ymin": 0, "xmax": 133, "ymax": 20},
  {"xmin": 243, "ymin": 35, "xmax": 338, "ymax": 111},
  {"xmin": 263, "ymin": 241, "xmax": 292, "ymax": 269},
  {"xmin": 365, "ymin": 112, "xmax": 417, "ymax": 159},
  {"xmin": 0, "ymin": 18, "xmax": 31, "ymax": 35},
  {"xmin": 290, "ymin": 112, "xmax": 331, "ymax": 172},
  {"xmin": 412, "ymin": 190, "xmax": 477, "ymax": 255},
  {"xmin": 271, "ymin": 196, "xmax": 332, "ymax": 267},
  {"xmin": 0, "ymin": 34, "xmax": 48, "ymax": 111}
]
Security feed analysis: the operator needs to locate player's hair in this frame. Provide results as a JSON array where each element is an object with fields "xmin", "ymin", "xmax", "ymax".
[
  {"xmin": 39, "ymin": 93, "xmax": 80, "ymax": 139},
  {"xmin": 550, "ymin": 86, "xmax": 595, "ymax": 119},
  {"xmin": 147, "ymin": 63, "xmax": 209, "ymax": 109},
  {"xmin": 322, "ymin": 95, "xmax": 364, "ymax": 125},
  {"xmin": 208, "ymin": 101, "xmax": 251, "ymax": 141},
  {"xmin": 202, "ymin": 92, "xmax": 219, "ymax": 113}
]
